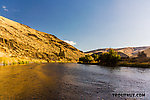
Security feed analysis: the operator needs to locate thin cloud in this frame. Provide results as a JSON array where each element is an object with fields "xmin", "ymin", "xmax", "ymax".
[
  {"xmin": 64, "ymin": 40, "xmax": 76, "ymax": 46},
  {"xmin": 2, "ymin": 6, "xmax": 6, "ymax": 9},
  {"xmin": 2, "ymin": 5, "xmax": 8, "ymax": 12}
]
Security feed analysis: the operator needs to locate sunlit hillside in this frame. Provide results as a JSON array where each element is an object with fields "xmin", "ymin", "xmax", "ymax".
[{"xmin": 0, "ymin": 16, "xmax": 84, "ymax": 62}]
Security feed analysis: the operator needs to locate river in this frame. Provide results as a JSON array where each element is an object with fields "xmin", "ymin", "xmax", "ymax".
[{"xmin": 0, "ymin": 63, "xmax": 149, "ymax": 100}]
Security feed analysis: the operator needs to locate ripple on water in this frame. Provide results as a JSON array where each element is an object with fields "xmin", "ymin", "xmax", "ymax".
[{"xmin": 0, "ymin": 63, "xmax": 149, "ymax": 99}]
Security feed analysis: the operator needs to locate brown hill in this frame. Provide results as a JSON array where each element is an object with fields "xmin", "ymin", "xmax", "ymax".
[
  {"xmin": 85, "ymin": 46, "xmax": 150, "ymax": 58},
  {"xmin": 143, "ymin": 48, "xmax": 150, "ymax": 57},
  {"xmin": 0, "ymin": 16, "xmax": 84, "ymax": 62}
]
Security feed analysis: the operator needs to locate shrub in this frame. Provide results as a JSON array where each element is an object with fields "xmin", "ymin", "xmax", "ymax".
[
  {"xmin": 99, "ymin": 49, "xmax": 121, "ymax": 66},
  {"xmin": 92, "ymin": 54, "xmax": 99, "ymax": 62},
  {"xmin": 138, "ymin": 51, "xmax": 147, "ymax": 58},
  {"xmin": 79, "ymin": 55, "xmax": 94, "ymax": 63}
]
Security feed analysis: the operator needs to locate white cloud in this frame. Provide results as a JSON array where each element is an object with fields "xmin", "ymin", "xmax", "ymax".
[
  {"xmin": 4, "ymin": 9, "xmax": 8, "ymax": 11},
  {"xmin": 2, "ymin": 5, "xmax": 8, "ymax": 12},
  {"xmin": 2, "ymin": 6, "xmax": 6, "ymax": 9},
  {"xmin": 64, "ymin": 40, "xmax": 76, "ymax": 46}
]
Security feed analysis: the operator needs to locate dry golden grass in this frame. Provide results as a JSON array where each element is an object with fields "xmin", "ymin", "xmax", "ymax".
[
  {"xmin": 0, "ymin": 57, "xmax": 47, "ymax": 65},
  {"xmin": 0, "ymin": 16, "xmax": 84, "ymax": 62}
]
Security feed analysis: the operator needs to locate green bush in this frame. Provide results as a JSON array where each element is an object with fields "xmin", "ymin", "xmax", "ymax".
[
  {"xmin": 79, "ymin": 55, "xmax": 94, "ymax": 63},
  {"xmin": 99, "ymin": 49, "xmax": 121, "ymax": 66},
  {"xmin": 92, "ymin": 54, "xmax": 99, "ymax": 62}
]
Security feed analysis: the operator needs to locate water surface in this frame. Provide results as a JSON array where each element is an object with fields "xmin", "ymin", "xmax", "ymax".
[{"xmin": 0, "ymin": 63, "xmax": 149, "ymax": 100}]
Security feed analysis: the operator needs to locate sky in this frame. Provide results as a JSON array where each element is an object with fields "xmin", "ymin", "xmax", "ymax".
[{"xmin": 0, "ymin": 0, "xmax": 150, "ymax": 51}]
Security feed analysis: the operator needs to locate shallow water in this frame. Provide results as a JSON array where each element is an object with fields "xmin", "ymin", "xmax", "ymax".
[{"xmin": 0, "ymin": 63, "xmax": 149, "ymax": 100}]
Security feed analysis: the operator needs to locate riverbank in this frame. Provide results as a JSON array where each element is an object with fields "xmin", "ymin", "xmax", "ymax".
[
  {"xmin": 118, "ymin": 62, "xmax": 150, "ymax": 68},
  {"xmin": 0, "ymin": 57, "xmax": 47, "ymax": 66},
  {"xmin": 0, "ymin": 57, "xmax": 77, "ymax": 66},
  {"xmin": 78, "ymin": 62, "xmax": 150, "ymax": 68}
]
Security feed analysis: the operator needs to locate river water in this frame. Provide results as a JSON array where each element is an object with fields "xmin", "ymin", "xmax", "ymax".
[{"xmin": 0, "ymin": 63, "xmax": 149, "ymax": 100}]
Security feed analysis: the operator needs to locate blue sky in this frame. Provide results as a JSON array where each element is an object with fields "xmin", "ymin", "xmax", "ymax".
[{"xmin": 1, "ymin": 0, "xmax": 150, "ymax": 51}]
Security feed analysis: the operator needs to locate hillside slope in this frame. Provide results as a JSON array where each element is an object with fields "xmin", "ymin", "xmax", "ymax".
[
  {"xmin": 0, "ymin": 16, "xmax": 84, "ymax": 62},
  {"xmin": 143, "ymin": 48, "xmax": 150, "ymax": 57},
  {"xmin": 85, "ymin": 46, "xmax": 150, "ymax": 57}
]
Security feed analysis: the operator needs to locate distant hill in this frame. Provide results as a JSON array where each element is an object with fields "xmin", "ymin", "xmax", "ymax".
[
  {"xmin": 143, "ymin": 48, "xmax": 150, "ymax": 57},
  {"xmin": 85, "ymin": 46, "xmax": 150, "ymax": 58},
  {"xmin": 0, "ymin": 16, "xmax": 84, "ymax": 62}
]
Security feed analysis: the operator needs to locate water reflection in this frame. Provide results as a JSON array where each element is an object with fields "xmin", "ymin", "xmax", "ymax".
[{"xmin": 0, "ymin": 63, "xmax": 149, "ymax": 99}]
